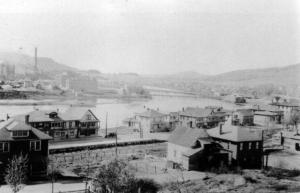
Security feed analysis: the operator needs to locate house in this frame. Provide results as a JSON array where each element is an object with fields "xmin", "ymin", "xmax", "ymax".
[
  {"xmin": 0, "ymin": 117, "xmax": 52, "ymax": 180},
  {"xmin": 25, "ymin": 107, "xmax": 100, "ymax": 140},
  {"xmin": 135, "ymin": 109, "xmax": 169, "ymax": 134},
  {"xmin": 270, "ymin": 99, "xmax": 299, "ymax": 120},
  {"xmin": 207, "ymin": 119, "xmax": 263, "ymax": 168},
  {"xmin": 232, "ymin": 109, "xmax": 254, "ymax": 126},
  {"xmin": 167, "ymin": 126, "xmax": 226, "ymax": 170},
  {"xmin": 235, "ymin": 96, "xmax": 246, "ymax": 104},
  {"xmin": 252, "ymin": 104, "xmax": 284, "ymax": 124},
  {"xmin": 178, "ymin": 107, "xmax": 229, "ymax": 129},
  {"xmin": 122, "ymin": 117, "xmax": 140, "ymax": 131},
  {"xmin": 274, "ymin": 131, "xmax": 300, "ymax": 154},
  {"xmin": 254, "ymin": 111, "xmax": 281, "ymax": 126}
]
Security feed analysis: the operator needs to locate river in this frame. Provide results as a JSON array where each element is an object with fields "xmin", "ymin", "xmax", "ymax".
[{"xmin": 0, "ymin": 96, "xmax": 240, "ymax": 128}]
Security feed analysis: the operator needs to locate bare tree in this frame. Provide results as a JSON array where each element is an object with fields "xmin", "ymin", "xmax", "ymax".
[{"xmin": 5, "ymin": 153, "xmax": 28, "ymax": 193}]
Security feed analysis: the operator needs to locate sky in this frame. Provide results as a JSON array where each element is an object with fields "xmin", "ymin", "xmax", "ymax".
[{"xmin": 0, "ymin": 0, "xmax": 299, "ymax": 75}]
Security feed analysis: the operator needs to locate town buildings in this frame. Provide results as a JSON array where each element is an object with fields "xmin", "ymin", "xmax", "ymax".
[
  {"xmin": 175, "ymin": 107, "xmax": 230, "ymax": 129},
  {"xmin": 207, "ymin": 120, "xmax": 263, "ymax": 168},
  {"xmin": 167, "ymin": 116, "xmax": 263, "ymax": 170},
  {"xmin": 135, "ymin": 109, "xmax": 169, "ymax": 134},
  {"xmin": 0, "ymin": 117, "xmax": 52, "ymax": 179},
  {"xmin": 277, "ymin": 131, "xmax": 300, "ymax": 154},
  {"xmin": 231, "ymin": 109, "xmax": 254, "ymax": 126},
  {"xmin": 167, "ymin": 126, "xmax": 227, "ymax": 170},
  {"xmin": 270, "ymin": 98, "xmax": 299, "ymax": 120},
  {"xmin": 25, "ymin": 107, "xmax": 100, "ymax": 140}
]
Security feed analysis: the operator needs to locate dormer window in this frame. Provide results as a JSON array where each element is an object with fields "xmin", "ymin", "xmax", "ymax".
[{"xmin": 12, "ymin": 130, "xmax": 29, "ymax": 138}]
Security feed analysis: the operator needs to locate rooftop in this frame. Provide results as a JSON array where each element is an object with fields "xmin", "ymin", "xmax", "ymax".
[
  {"xmin": 137, "ymin": 109, "xmax": 166, "ymax": 118},
  {"xmin": 168, "ymin": 126, "xmax": 211, "ymax": 147},
  {"xmin": 179, "ymin": 107, "xmax": 213, "ymax": 118},
  {"xmin": 207, "ymin": 120, "xmax": 262, "ymax": 142},
  {"xmin": 0, "ymin": 118, "xmax": 52, "ymax": 141}
]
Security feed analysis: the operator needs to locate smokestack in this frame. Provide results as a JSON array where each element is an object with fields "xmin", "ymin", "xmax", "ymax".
[{"xmin": 182, "ymin": 107, "xmax": 185, "ymax": 112}]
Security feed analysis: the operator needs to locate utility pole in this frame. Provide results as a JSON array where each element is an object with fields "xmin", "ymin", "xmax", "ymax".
[
  {"xmin": 105, "ymin": 112, "xmax": 108, "ymax": 137},
  {"xmin": 115, "ymin": 128, "xmax": 118, "ymax": 159},
  {"xmin": 51, "ymin": 162, "xmax": 54, "ymax": 193}
]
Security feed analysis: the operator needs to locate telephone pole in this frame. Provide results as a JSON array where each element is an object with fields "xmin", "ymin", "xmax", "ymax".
[{"xmin": 105, "ymin": 112, "xmax": 108, "ymax": 137}]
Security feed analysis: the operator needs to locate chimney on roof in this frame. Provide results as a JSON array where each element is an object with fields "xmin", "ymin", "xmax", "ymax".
[
  {"xmin": 6, "ymin": 114, "xmax": 10, "ymax": 120},
  {"xmin": 219, "ymin": 123, "xmax": 223, "ymax": 135},
  {"xmin": 25, "ymin": 115, "xmax": 29, "ymax": 124}
]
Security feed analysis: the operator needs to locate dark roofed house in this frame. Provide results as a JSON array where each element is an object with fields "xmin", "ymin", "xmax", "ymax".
[
  {"xmin": 0, "ymin": 118, "xmax": 52, "ymax": 180},
  {"xmin": 167, "ymin": 127, "xmax": 226, "ymax": 170},
  {"xmin": 24, "ymin": 107, "xmax": 100, "ymax": 141}
]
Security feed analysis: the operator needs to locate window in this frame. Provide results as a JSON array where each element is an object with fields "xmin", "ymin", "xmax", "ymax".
[
  {"xmin": 70, "ymin": 131, "xmax": 74, "ymax": 136},
  {"xmin": 87, "ymin": 114, "xmax": 92, "ymax": 120},
  {"xmin": 30, "ymin": 141, "xmax": 41, "ymax": 151},
  {"xmin": 55, "ymin": 132, "xmax": 60, "ymax": 137},
  {"xmin": 240, "ymin": 143, "xmax": 243, "ymax": 151},
  {"xmin": 249, "ymin": 142, "xmax": 252, "ymax": 149},
  {"xmin": 12, "ymin": 130, "xmax": 29, "ymax": 137},
  {"xmin": 296, "ymin": 143, "xmax": 300, "ymax": 151},
  {"xmin": 0, "ymin": 142, "xmax": 9, "ymax": 153},
  {"xmin": 256, "ymin": 142, "xmax": 259, "ymax": 149}
]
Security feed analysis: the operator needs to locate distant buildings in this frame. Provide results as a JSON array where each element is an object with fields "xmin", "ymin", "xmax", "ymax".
[
  {"xmin": 59, "ymin": 73, "xmax": 98, "ymax": 93},
  {"xmin": 0, "ymin": 62, "xmax": 15, "ymax": 80},
  {"xmin": 0, "ymin": 118, "xmax": 52, "ymax": 179},
  {"xmin": 24, "ymin": 107, "xmax": 100, "ymax": 140}
]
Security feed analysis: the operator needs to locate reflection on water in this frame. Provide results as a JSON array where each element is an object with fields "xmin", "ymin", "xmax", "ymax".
[{"xmin": 0, "ymin": 96, "xmax": 239, "ymax": 128}]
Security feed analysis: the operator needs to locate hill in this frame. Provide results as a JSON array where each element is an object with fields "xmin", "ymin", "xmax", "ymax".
[
  {"xmin": 205, "ymin": 64, "xmax": 300, "ymax": 85},
  {"xmin": 0, "ymin": 52, "xmax": 77, "ymax": 74}
]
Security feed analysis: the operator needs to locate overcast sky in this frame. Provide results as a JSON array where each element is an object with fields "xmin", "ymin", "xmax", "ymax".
[{"xmin": 0, "ymin": 0, "xmax": 299, "ymax": 75}]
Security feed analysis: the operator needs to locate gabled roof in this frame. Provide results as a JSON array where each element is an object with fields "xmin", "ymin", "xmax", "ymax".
[
  {"xmin": 60, "ymin": 107, "xmax": 99, "ymax": 121},
  {"xmin": 207, "ymin": 120, "xmax": 262, "ymax": 142},
  {"xmin": 137, "ymin": 109, "xmax": 166, "ymax": 118},
  {"xmin": 254, "ymin": 111, "xmax": 278, "ymax": 116},
  {"xmin": 235, "ymin": 109, "xmax": 253, "ymax": 116},
  {"xmin": 179, "ymin": 107, "xmax": 213, "ymax": 118},
  {"xmin": 27, "ymin": 110, "xmax": 60, "ymax": 122},
  {"xmin": 0, "ymin": 118, "xmax": 52, "ymax": 141},
  {"xmin": 168, "ymin": 126, "xmax": 211, "ymax": 147},
  {"xmin": 270, "ymin": 101, "xmax": 299, "ymax": 107}
]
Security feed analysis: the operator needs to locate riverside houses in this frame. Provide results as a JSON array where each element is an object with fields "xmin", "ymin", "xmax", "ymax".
[
  {"xmin": 0, "ymin": 118, "xmax": 52, "ymax": 180},
  {"xmin": 135, "ymin": 109, "xmax": 169, "ymax": 134},
  {"xmin": 26, "ymin": 107, "xmax": 100, "ymax": 140},
  {"xmin": 177, "ymin": 107, "xmax": 229, "ymax": 129}
]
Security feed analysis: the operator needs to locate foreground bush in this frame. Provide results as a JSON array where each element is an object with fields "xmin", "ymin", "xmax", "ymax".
[{"xmin": 91, "ymin": 159, "xmax": 160, "ymax": 193}]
